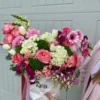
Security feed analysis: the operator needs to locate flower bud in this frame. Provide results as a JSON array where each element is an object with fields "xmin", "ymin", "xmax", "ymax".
[
  {"xmin": 8, "ymin": 49, "xmax": 16, "ymax": 55},
  {"xmin": 19, "ymin": 26, "xmax": 26, "ymax": 36},
  {"xmin": 2, "ymin": 44, "xmax": 11, "ymax": 50}
]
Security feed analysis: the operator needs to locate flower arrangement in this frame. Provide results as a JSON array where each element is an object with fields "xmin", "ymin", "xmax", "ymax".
[{"xmin": 0, "ymin": 15, "xmax": 92, "ymax": 90}]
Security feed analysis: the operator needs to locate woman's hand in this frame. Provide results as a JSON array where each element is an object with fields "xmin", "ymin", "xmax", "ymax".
[{"xmin": 45, "ymin": 92, "xmax": 57, "ymax": 100}]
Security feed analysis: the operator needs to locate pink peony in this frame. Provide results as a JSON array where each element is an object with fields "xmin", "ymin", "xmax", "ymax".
[
  {"xmin": 62, "ymin": 27, "xmax": 71, "ymax": 35},
  {"xmin": 26, "ymin": 29, "xmax": 40, "ymax": 38},
  {"xmin": 67, "ymin": 54, "xmax": 77, "ymax": 68},
  {"xmin": 12, "ymin": 36, "xmax": 24, "ymax": 47},
  {"xmin": 82, "ymin": 48, "xmax": 89, "ymax": 57},
  {"xmin": 35, "ymin": 70, "xmax": 42, "ymax": 77},
  {"xmin": 2, "ymin": 23, "xmax": 14, "ymax": 34},
  {"xmin": 11, "ymin": 28, "xmax": 20, "ymax": 37},
  {"xmin": 35, "ymin": 49, "xmax": 51, "ymax": 64},
  {"xmin": 3, "ymin": 34, "xmax": 14, "ymax": 45},
  {"xmin": 12, "ymin": 54, "xmax": 24, "ymax": 65},
  {"xmin": 67, "ymin": 31, "xmax": 79, "ymax": 44}
]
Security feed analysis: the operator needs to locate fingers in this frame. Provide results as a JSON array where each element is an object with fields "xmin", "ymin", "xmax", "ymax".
[{"xmin": 45, "ymin": 92, "xmax": 56, "ymax": 100}]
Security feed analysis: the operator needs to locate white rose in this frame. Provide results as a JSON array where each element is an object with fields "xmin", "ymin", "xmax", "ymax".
[
  {"xmin": 2, "ymin": 44, "xmax": 11, "ymax": 50},
  {"xmin": 19, "ymin": 26, "xmax": 26, "ymax": 36},
  {"xmin": 8, "ymin": 49, "xmax": 16, "ymax": 55}
]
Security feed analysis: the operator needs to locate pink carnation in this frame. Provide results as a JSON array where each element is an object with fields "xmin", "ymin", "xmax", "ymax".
[
  {"xmin": 3, "ymin": 34, "xmax": 14, "ymax": 45},
  {"xmin": 12, "ymin": 36, "xmax": 24, "ymax": 47},
  {"xmin": 35, "ymin": 49, "xmax": 51, "ymax": 64},
  {"xmin": 11, "ymin": 28, "xmax": 20, "ymax": 37},
  {"xmin": 26, "ymin": 29, "xmax": 40, "ymax": 38},
  {"xmin": 67, "ymin": 54, "xmax": 77, "ymax": 68},
  {"xmin": 2, "ymin": 23, "xmax": 14, "ymax": 34}
]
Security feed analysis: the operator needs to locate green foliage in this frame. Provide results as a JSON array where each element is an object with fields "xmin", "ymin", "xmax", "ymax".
[
  {"xmin": 11, "ymin": 14, "xmax": 30, "ymax": 29},
  {"xmin": 88, "ymin": 43, "xmax": 93, "ymax": 50},
  {"xmin": 36, "ymin": 40, "xmax": 50, "ymax": 50},
  {"xmin": 75, "ymin": 70, "xmax": 80, "ymax": 78},
  {"xmin": 15, "ymin": 45, "xmax": 22, "ymax": 53},
  {"xmin": 10, "ymin": 64, "xmax": 16, "ymax": 71},
  {"xmin": 11, "ymin": 14, "xmax": 28, "ymax": 23},
  {"xmin": 6, "ymin": 53, "xmax": 12, "ymax": 60},
  {"xmin": 63, "ymin": 46, "xmax": 73, "ymax": 56},
  {"xmin": 29, "ymin": 58, "xmax": 45, "ymax": 70}
]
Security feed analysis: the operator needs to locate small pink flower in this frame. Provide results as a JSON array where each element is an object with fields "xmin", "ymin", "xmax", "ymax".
[
  {"xmin": 82, "ymin": 48, "xmax": 89, "ymax": 57},
  {"xmin": 67, "ymin": 54, "xmax": 77, "ymax": 68},
  {"xmin": 2, "ymin": 23, "xmax": 14, "ymax": 34},
  {"xmin": 35, "ymin": 70, "xmax": 42, "ymax": 77},
  {"xmin": 26, "ymin": 29, "xmax": 40, "ymax": 38},
  {"xmin": 81, "ymin": 40, "xmax": 89, "ymax": 51},
  {"xmin": 45, "ymin": 70, "xmax": 51, "ymax": 79},
  {"xmin": 35, "ymin": 49, "xmax": 51, "ymax": 64},
  {"xmin": 52, "ymin": 40, "xmax": 59, "ymax": 46},
  {"xmin": 42, "ymin": 66, "xmax": 48, "ymax": 74},
  {"xmin": 12, "ymin": 36, "xmax": 24, "ymax": 47},
  {"xmin": 62, "ymin": 27, "xmax": 71, "ymax": 35},
  {"xmin": 11, "ymin": 28, "xmax": 20, "ymax": 37},
  {"xmin": 67, "ymin": 31, "xmax": 79, "ymax": 44},
  {"xmin": 3, "ymin": 34, "xmax": 14, "ymax": 45},
  {"xmin": 76, "ymin": 30, "xmax": 83, "ymax": 41},
  {"xmin": 12, "ymin": 54, "xmax": 24, "ymax": 65},
  {"xmin": 24, "ymin": 52, "xmax": 31, "ymax": 60}
]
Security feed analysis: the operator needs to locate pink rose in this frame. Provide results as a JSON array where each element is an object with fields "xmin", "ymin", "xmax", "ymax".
[
  {"xmin": 11, "ymin": 28, "xmax": 20, "ymax": 37},
  {"xmin": 26, "ymin": 29, "xmax": 40, "ymax": 38},
  {"xmin": 62, "ymin": 27, "xmax": 71, "ymax": 35},
  {"xmin": 12, "ymin": 36, "xmax": 24, "ymax": 47},
  {"xmin": 82, "ymin": 48, "xmax": 89, "ymax": 57},
  {"xmin": 2, "ymin": 23, "xmax": 14, "ymax": 34},
  {"xmin": 35, "ymin": 49, "xmax": 51, "ymax": 64},
  {"xmin": 3, "ymin": 34, "xmax": 14, "ymax": 45},
  {"xmin": 12, "ymin": 54, "xmax": 24, "ymax": 65},
  {"xmin": 67, "ymin": 54, "xmax": 77, "ymax": 68},
  {"xmin": 35, "ymin": 70, "xmax": 42, "ymax": 77}
]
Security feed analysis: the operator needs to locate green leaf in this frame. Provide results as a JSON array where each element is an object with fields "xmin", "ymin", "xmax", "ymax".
[
  {"xmin": 36, "ymin": 40, "xmax": 49, "ymax": 50},
  {"xmin": 60, "ymin": 84, "xmax": 63, "ymax": 90},
  {"xmin": 88, "ymin": 43, "xmax": 93, "ymax": 50},
  {"xmin": 6, "ymin": 53, "xmax": 12, "ymax": 60},
  {"xmin": 63, "ymin": 46, "xmax": 73, "ymax": 56},
  {"xmin": 11, "ymin": 14, "xmax": 28, "ymax": 23},
  {"xmin": 10, "ymin": 65, "xmax": 16, "ymax": 71},
  {"xmin": 15, "ymin": 45, "xmax": 22, "ymax": 53},
  {"xmin": 29, "ymin": 58, "xmax": 45, "ymax": 70},
  {"xmin": 75, "ymin": 70, "xmax": 80, "ymax": 78}
]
